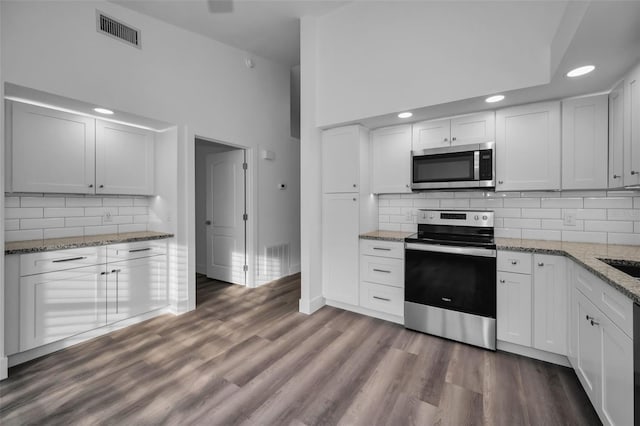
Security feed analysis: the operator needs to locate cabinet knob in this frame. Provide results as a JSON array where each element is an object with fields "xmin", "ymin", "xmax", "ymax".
[
  {"xmin": 406, "ymin": 184, "xmax": 410, "ymax": 188},
  {"xmin": 498, "ymin": 180, "xmax": 504, "ymax": 184},
  {"xmin": 88, "ymin": 184, "xmax": 94, "ymax": 188},
  {"xmin": 452, "ymin": 137, "xmax": 457, "ymax": 141},
  {"xmin": 99, "ymin": 184, "xmax": 104, "ymax": 188},
  {"xmin": 353, "ymin": 184, "xmax": 357, "ymax": 188},
  {"xmin": 632, "ymin": 171, "xmax": 639, "ymax": 176},
  {"xmin": 499, "ymin": 279, "xmax": 506, "ymax": 283},
  {"xmin": 443, "ymin": 138, "xmax": 449, "ymax": 142},
  {"xmin": 353, "ymin": 198, "xmax": 357, "ymax": 201},
  {"xmin": 537, "ymin": 262, "xmax": 544, "ymax": 267},
  {"xmin": 511, "ymin": 260, "xmax": 518, "ymax": 265},
  {"xmin": 613, "ymin": 174, "xmax": 621, "ymax": 179},
  {"xmin": 205, "ymin": 220, "xmax": 212, "ymax": 225}
]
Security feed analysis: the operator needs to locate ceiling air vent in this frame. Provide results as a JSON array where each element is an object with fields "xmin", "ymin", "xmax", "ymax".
[{"xmin": 96, "ymin": 11, "xmax": 140, "ymax": 48}]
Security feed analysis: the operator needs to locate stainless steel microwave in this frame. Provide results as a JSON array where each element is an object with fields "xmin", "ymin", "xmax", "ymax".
[{"xmin": 411, "ymin": 142, "xmax": 495, "ymax": 190}]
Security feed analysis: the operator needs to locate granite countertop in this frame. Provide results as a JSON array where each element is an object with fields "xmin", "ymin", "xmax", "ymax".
[
  {"xmin": 497, "ymin": 238, "xmax": 640, "ymax": 304},
  {"xmin": 5, "ymin": 231, "xmax": 174, "ymax": 255},
  {"xmin": 360, "ymin": 230, "xmax": 414, "ymax": 242}
]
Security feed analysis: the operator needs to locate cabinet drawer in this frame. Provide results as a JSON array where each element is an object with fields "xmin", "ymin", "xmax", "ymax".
[
  {"xmin": 359, "ymin": 282, "xmax": 403, "ymax": 317},
  {"xmin": 20, "ymin": 247, "xmax": 105, "ymax": 276},
  {"xmin": 574, "ymin": 264, "xmax": 633, "ymax": 337},
  {"xmin": 360, "ymin": 255, "xmax": 404, "ymax": 288},
  {"xmin": 360, "ymin": 239, "xmax": 404, "ymax": 259},
  {"xmin": 497, "ymin": 251, "xmax": 532, "ymax": 274},
  {"xmin": 108, "ymin": 240, "xmax": 167, "ymax": 261}
]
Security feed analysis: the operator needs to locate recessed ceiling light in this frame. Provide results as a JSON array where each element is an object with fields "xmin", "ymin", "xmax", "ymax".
[
  {"xmin": 566, "ymin": 65, "xmax": 595, "ymax": 78},
  {"xmin": 398, "ymin": 112, "xmax": 413, "ymax": 118},
  {"xmin": 485, "ymin": 95, "xmax": 505, "ymax": 103},
  {"xmin": 93, "ymin": 107, "xmax": 114, "ymax": 115}
]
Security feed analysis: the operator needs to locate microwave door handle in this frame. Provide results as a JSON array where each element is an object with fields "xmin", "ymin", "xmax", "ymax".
[
  {"xmin": 474, "ymin": 150, "xmax": 480, "ymax": 181},
  {"xmin": 405, "ymin": 243, "xmax": 496, "ymax": 258}
]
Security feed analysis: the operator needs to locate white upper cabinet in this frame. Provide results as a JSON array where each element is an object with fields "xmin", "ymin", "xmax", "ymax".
[
  {"xmin": 371, "ymin": 124, "xmax": 412, "ymax": 193},
  {"xmin": 624, "ymin": 62, "xmax": 640, "ymax": 186},
  {"xmin": 609, "ymin": 81, "xmax": 625, "ymax": 188},
  {"xmin": 449, "ymin": 111, "xmax": 495, "ymax": 146},
  {"xmin": 7, "ymin": 102, "xmax": 96, "ymax": 194},
  {"xmin": 495, "ymin": 101, "xmax": 561, "ymax": 191},
  {"xmin": 562, "ymin": 94, "xmax": 609, "ymax": 190},
  {"xmin": 95, "ymin": 120, "xmax": 155, "ymax": 195},
  {"xmin": 412, "ymin": 112, "xmax": 495, "ymax": 151},
  {"xmin": 322, "ymin": 125, "xmax": 363, "ymax": 193},
  {"xmin": 412, "ymin": 118, "xmax": 450, "ymax": 150}
]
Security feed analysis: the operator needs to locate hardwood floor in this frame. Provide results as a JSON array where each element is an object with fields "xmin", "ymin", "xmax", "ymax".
[{"xmin": 0, "ymin": 273, "xmax": 600, "ymax": 425}]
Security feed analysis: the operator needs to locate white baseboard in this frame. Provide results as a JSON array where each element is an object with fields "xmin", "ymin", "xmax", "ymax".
[
  {"xmin": 497, "ymin": 340, "xmax": 571, "ymax": 367},
  {"xmin": 325, "ymin": 299, "xmax": 404, "ymax": 325},
  {"xmin": 8, "ymin": 307, "xmax": 173, "ymax": 368},
  {"xmin": 0, "ymin": 356, "xmax": 8, "ymax": 380},
  {"xmin": 299, "ymin": 295, "xmax": 326, "ymax": 314},
  {"xmin": 289, "ymin": 263, "xmax": 301, "ymax": 274}
]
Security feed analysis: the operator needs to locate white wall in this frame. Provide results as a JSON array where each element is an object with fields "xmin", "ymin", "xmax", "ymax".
[
  {"xmin": 314, "ymin": 2, "xmax": 566, "ymax": 127},
  {"xmin": 1, "ymin": 1, "xmax": 300, "ymax": 353},
  {"xmin": 0, "ymin": 0, "xmax": 6, "ymax": 380}
]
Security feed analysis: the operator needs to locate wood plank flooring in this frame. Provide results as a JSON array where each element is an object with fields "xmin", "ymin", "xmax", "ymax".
[{"xmin": 0, "ymin": 273, "xmax": 601, "ymax": 425}]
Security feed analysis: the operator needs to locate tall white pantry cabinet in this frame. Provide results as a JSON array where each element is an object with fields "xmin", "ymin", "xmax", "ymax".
[{"xmin": 321, "ymin": 125, "xmax": 377, "ymax": 306}]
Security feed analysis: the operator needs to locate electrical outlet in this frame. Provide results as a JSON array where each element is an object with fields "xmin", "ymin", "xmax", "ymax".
[
  {"xmin": 103, "ymin": 210, "xmax": 112, "ymax": 223},
  {"xmin": 563, "ymin": 211, "xmax": 576, "ymax": 226}
]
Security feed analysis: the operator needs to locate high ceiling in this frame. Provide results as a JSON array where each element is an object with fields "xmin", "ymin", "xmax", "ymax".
[{"xmin": 112, "ymin": 0, "xmax": 348, "ymax": 67}]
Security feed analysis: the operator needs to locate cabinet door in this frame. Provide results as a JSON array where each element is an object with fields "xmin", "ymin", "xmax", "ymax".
[
  {"xmin": 322, "ymin": 126, "xmax": 361, "ymax": 193},
  {"xmin": 497, "ymin": 271, "xmax": 532, "ymax": 346},
  {"xmin": 371, "ymin": 124, "xmax": 412, "ymax": 193},
  {"xmin": 450, "ymin": 111, "xmax": 495, "ymax": 146},
  {"xmin": 95, "ymin": 120, "xmax": 155, "ymax": 195},
  {"xmin": 575, "ymin": 290, "xmax": 601, "ymax": 407},
  {"xmin": 533, "ymin": 254, "xmax": 567, "ymax": 355},
  {"xmin": 9, "ymin": 102, "xmax": 95, "ymax": 194},
  {"xmin": 567, "ymin": 261, "xmax": 578, "ymax": 368},
  {"xmin": 107, "ymin": 255, "xmax": 168, "ymax": 323},
  {"xmin": 609, "ymin": 80, "xmax": 625, "ymax": 188},
  {"xmin": 20, "ymin": 265, "xmax": 106, "ymax": 351},
  {"xmin": 495, "ymin": 101, "xmax": 561, "ymax": 191},
  {"xmin": 562, "ymin": 95, "xmax": 609, "ymax": 190},
  {"xmin": 625, "ymin": 64, "xmax": 640, "ymax": 186},
  {"xmin": 601, "ymin": 314, "xmax": 634, "ymax": 426},
  {"xmin": 412, "ymin": 118, "xmax": 450, "ymax": 151},
  {"xmin": 322, "ymin": 193, "xmax": 359, "ymax": 305}
]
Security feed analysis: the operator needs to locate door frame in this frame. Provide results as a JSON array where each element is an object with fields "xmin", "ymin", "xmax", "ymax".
[{"xmin": 194, "ymin": 135, "xmax": 256, "ymax": 288}]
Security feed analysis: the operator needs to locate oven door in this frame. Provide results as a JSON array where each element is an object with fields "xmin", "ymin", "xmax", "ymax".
[{"xmin": 405, "ymin": 243, "xmax": 496, "ymax": 318}]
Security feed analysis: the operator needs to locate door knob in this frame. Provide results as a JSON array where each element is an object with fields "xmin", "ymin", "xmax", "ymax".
[{"xmin": 205, "ymin": 220, "xmax": 212, "ymax": 225}]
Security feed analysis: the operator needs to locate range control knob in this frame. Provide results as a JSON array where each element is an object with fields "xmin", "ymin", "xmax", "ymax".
[
  {"xmin": 482, "ymin": 215, "xmax": 488, "ymax": 220},
  {"xmin": 474, "ymin": 215, "xmax": 479, "ymax": 220}
]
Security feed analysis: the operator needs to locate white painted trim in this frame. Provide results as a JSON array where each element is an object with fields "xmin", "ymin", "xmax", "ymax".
[
  {"xmin": 0, "ymin": 357, "xmax": 7, "ymax": 381},
  {"xmin": 290, "ymin": 263, "xmax": 301, "ymax": 275},
  {"xmin": 497, "ymin": 340, "xmax": 571, "ymax": 367},
  {"xmin": 325, "ymin": 299, "xmax": 404, "ymax": 325},
  {"xmin": 299, "ymin": 295, "xmax": 326, "ymax": 315},
  {"xmin": 8, "ymin": 307, "xmax": 173, "ymax": 368}
]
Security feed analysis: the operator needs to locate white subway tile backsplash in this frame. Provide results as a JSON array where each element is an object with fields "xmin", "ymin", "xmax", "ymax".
[
  {"xmin": 66, "ymin": 197, "xmax": 103, "ymax": 207},
  {"xmin": 379, "ymin": 215, "xmax": 389, "ymax": 223},
  {"xmin": 494, "ymin": 208, "xmax": 521, "ymax": 218},
  {"xmin": 573, "ymin": 209, "xmax": 607, "ymax": 220},
  {"xmin": 400, "ymin": 223, "xmax": 417, "ymax": 232},
  {"xmin": 414, "ymin": 199, "xmax": 440, "ymax": 208},
  {"xmin": 562, "ymin": 191, "xmax": 607, "ymax": 198},
  {"xmin": 522, "ymin": 229, "xmax": 562, "ymax": 241},
  {"xmin": 43, "ymin": 227, "xmax": 84, "ymax": 239},
  {"xmin": 103, "ymin": 197, "xmax": 134, "ymax": 207},
  {"xmin": 608, "ymin": 233, "xmax": 640, "ymax": 246},
  {"xmin": 503, "ymin": 198, "xmax": 540, "ymax": 208},
  {"xmin": 495, "ymin": 228, "xmax": 522, "ymax": 239},
  {"xmin": 21, "ymin": 196, "xmax": 65, "ymax": 208},
  {"xmin": 20, "ymin": 218, "xmax": 65, "ymax": 230},
  {"xmin": 5, "ymin": 219, "xmax": 19, "ymax": 231},
  {"xmin": 388, "ymin": 199, "xmax": 414, "ymax": 207},
  {"xmin": 380, "ymin": 207, "xmax": 401, "ymax": 215},
  {"xmin": 5, "ymin": 197, "xmax": 19, "ymax": 208},
  {"xmin": 584, "ymin": 197, "xmax": 633, "ymax": 209},
  {"xmin": 425, "ymin": 191, "xmax": 454, "ymax": 199},
  {"xmin": 503, "ymin": 218, "xmax": 541, "ymax": 229},
  {"xmin": 133, "ymin": 197, "xmax": 150, "ymax": 207},
  {"xmin": 440, "ymin": 199, "xmax": 469, "ymax": 208},
  {"xmin": 562, "ymin": 231, "xmax": 607, "ymax": 244},
  {"xmin": 584, "ymin": 220, "xmax": 633, "ymax": 233},
  {"xmin": 84, "ymin": 225, "xmax": 118, "ymax": 236},
  {"xmin": 636, "ymin": 222, "xmax": 640, "ymax": 233},
  {"xmin": 541, "ymin": 197, "xmax": 583, "ymax": 209},
  {"xmin": 109, "ymin": 215, "xmax": 134, "ymax": 225},
  {"xmin": 540, "ymin": 219, "xmax": 584, "ymax": 231},
  {"xmin": 5, "ymin": 207, "xmax": 43, "ymax": 219},
  {"xmin": 118, "ymin": 223, "xmax": 147, "ymax": 233},
  {"xmin": 378, "ymin": 199, "xmax": 390, "ymax": 207},
  {"xmin": 44, "ymin": 207, "xmax": 85, "ymax": 218},
  {"xmin": 85, "ymin": 207, "xmax": 118, "ymax": 217},
  {"xmin": 469, "ymin": 198, "xmax": 504, "ymax": 208},
  {"xmin": 607, "ymin": 209, "xmax": 640, "ymax": 221},
  {"xmin": 6, "ymin": 229, "xmax": 43, "ymax": 242},
  {"xmin": 379, "ymin": 222, "xmax": 401, "ymax": 231},
  {"xmin": 521, "ymin": 208, "xmax": 561, "ymax": 219},
  {"xmin": 65, "ymin": 216, "xmax": 102, "ymax": 227}
]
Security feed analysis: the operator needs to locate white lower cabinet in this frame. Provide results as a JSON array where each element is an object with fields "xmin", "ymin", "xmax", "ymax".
[
  {"xmin": 532, "ymin": 254, "xmax": 567, "ymax": 355},
  {"xmin": 572, "ymin": 262, "xmax": 634, "ymax": 426},
  {"xmin": 497, "ymin": 270, "xmax": 532, "ymax": 346},
  {"xmin": 359, "ymin": 281, "xmax": 403, "ymax": 317},
  {"xmin": 12, "ymin": 242, "xmax": 169, "ymax": 355}
]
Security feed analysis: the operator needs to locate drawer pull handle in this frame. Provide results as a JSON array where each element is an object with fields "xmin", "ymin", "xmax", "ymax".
[
  {"xmin": 129, "ymin": 248, "xmax": 152, "ymax": 253},
  {"xmin": 373, "ymin": 269, "xmax": 391, "ymax": 273},
  {"xmin": 441, "ymin": 297, "xmax": 452, "ymax": 302},
  {"xmin": 373, "ymin": 296, "xmax": 391, "ymax": 302},
  {"xmin": 52, "ymin": 256, "xmax": 87, "ymax": 263},
  {"xmin": 499, "ymin": 279, "xmax": 506, "ymax": 283},
  {"xmin": 111, "ymin": 269, "xmax": 121, "ymax": 274},
  {"xmin": 373, "ymin": 247, "xmax": 391, "ymax": 251},
  {"xmin": 100, "ymin": 271, "xmax": 110, "ymax": 276},
  {"xmin": 590, "ymin": 319, "xmax": 600, "ymax": 327},
  {"xmin": 511, "ymin": 260, "xmax": 518, "ymax": 265}
]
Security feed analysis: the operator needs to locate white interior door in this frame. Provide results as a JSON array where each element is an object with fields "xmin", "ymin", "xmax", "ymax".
[{"xmin": 206, "ymin": 150, "xmax": 246, "ymax": 285}]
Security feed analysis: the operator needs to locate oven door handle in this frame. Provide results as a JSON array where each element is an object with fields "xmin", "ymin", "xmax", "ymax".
[{"xmin": 405, "ymin": 243, "xmax": 496, "ymax": 258}]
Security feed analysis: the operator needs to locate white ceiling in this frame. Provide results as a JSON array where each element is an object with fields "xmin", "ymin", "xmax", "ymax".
[{"xmin": 112, "ymin": 0, "xmax": 348, "ymax": 67}]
